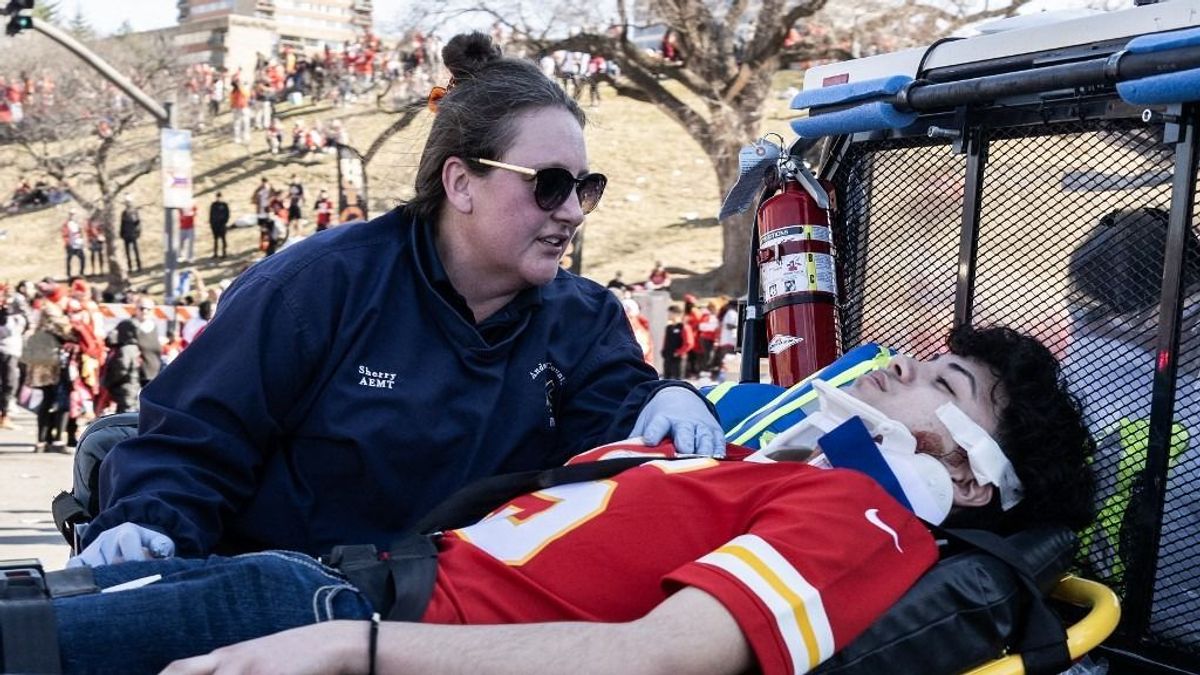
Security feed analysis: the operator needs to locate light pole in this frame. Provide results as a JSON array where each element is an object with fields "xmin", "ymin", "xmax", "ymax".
[{"xmin": 21, "ymin": 17, "xmax": 184, "ymax": 300}]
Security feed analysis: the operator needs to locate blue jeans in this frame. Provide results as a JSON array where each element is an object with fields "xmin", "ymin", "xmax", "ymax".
[{"xmin": 53, "ymin": 551, "xmax": 374, "ymax": 674}]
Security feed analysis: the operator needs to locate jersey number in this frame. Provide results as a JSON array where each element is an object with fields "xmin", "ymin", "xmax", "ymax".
[{"xmin": 454, "ymin": 480, "xmax": 617, "ymax": 565}]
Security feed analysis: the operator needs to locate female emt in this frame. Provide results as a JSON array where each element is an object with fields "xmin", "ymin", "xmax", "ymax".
[{"xmin": 71, "ymin": 33, "xmax": 723, "ymax": 566}]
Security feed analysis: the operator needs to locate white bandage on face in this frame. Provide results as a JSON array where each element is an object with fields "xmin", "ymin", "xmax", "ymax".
[{"xmin": 935, "ymin": 403, "xmax": 1024, "ymax": 511}]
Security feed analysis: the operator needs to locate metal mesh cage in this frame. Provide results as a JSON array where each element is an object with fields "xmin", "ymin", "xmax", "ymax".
[
  {"xmin": 829, "ymin": 115, "xmax": 1200, "ymax": 660},
  {"xmin": 834, "ymin": 137, "xmax": 966, "ymax": 357}
]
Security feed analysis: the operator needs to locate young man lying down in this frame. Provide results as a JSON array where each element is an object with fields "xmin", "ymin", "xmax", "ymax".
[{"xmin": 10, "ymin": 326, "xmax": 1094, "ymax": 675}]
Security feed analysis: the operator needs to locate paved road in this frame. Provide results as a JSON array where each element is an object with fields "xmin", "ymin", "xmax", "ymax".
[{"xmin": 0, "ymin": 407, "xmax": 73, "ymax": 569}]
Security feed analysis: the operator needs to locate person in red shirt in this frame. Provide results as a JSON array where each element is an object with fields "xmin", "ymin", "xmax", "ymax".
[
  {"xmin": 646, "ymin": 260, "xmax": 671, "ymax": 290},
  {"xmin": 178, "ymin": 201, "xmax": 197, "ymax": 263},
  {"xmin": 683, "ymin": 294, "xmax": 710, "ymax": 379},
  {"xmin": 314, "ymin": 189, "xmax": 334, "ymax": 231},
  {"xmin": 660, "ymin": 303, "xmax": 694, "ymax": 379},
  {"xmin": 37, "ymin": 327, "xmax": 1094, "ymax": 675},
  {"xmin": 229, "ymin": 71, "xmax": 251, "ymax": 144},
  {"xmin": 622, "ymin": 297, "xmax": 653, "ymax": 365},
  {"xmin": 84, "ymin": 211, "xmax": 106, "ymax": 276}
]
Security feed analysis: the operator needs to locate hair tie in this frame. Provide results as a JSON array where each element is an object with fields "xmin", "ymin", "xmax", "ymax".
[{"xmin": 427, "ymin": 78, "xmax": 456, "ymax": 113}]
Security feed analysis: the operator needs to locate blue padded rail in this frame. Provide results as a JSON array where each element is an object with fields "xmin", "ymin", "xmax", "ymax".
[
  {"xmin": 790, "ymin": 75, "xmax": 912, "ymax": 111},
  {"xmin": 1118, "ymin": 69, "xmax": 1200, "ymax": 105},
  {"xmin": 791, "ymin": 103, "xmax": 919, "ymax": 138},
  {"xmin": 789, "ymin": 75, "xmax": 917, "ymax": 138},
  {"xmin": 1125, "ymin": 26, "xmax": 1200, "ymax": 54},
  {"xmin": 1117, "ymin": 27, "xmax": 1200, "ymax": 106}
]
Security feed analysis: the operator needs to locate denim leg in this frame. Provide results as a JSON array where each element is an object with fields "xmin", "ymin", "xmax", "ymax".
[{"xmin": 54, "ymin": 552, "xmax": 373, "ymax": 674}]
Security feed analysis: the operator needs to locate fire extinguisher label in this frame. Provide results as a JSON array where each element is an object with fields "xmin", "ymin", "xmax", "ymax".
[
  {"xmin": 762, "ymin": 241, "xmax": 837, "ymax": 301},
  {"xmin": 806, "ymin": 252, "xmax": 837, "ymax": 293},
  {"xmin": 768, "ymin": 334, "xmax": 805, "ymax": 354},
  {"xmin": 761, "ymin": 225, "xmax": 832, "ymax": 245}
]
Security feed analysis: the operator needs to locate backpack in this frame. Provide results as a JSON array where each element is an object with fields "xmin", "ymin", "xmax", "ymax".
[
  {"xmin": 19, "ymin": 330, "xmax": 60, "ymax": 368},
  {"xmin": 100, "ymin": 347, "xmax": 137, "ymax": 390},
  {"xmin": 50, "ymin": 412, "xmax": 139, "ymax": 550}
]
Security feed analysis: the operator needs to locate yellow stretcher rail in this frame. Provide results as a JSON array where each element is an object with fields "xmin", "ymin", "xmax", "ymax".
[{"xmin": 963, "ymin": 576, "xmax": 1122, "ymax": 675}]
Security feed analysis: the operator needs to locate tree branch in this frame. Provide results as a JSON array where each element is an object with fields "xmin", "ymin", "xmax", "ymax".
[{"xmin": 111, "ymin": 157, "xmax": 157, "ymax": 197}]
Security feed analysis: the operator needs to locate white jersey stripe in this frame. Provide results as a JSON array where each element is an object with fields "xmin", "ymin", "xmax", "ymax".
[{"xmin": 698, "ymin": 534, "xmax": 835, "ymax": 673}]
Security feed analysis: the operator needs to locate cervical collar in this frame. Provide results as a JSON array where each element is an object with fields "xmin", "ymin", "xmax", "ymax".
[{"xmin": 751, "ymin": 379, "xmax": 955, "ymax": 524}]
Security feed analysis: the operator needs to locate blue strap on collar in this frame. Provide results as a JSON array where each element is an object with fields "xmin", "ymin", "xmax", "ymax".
[{"xmin": 819, "ymin": 416, "xmax": 914, "ymax": 512}]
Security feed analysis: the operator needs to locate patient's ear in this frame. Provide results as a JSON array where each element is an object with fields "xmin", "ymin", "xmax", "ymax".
[
  {"xmin": 945, "ymin": 447, "xmax": 994, "ymax": 508},
  {"xmin": 951, "ymin": 475, "xmax": 994, "ymax": 508}
]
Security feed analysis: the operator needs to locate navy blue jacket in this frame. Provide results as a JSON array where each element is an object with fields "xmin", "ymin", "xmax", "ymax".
[{"xmin": 90, "ymin": 208, "xmax": 666, "ymax": 556}]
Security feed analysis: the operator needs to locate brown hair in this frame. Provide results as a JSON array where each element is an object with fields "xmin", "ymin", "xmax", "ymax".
[{"xmin": 404, "ymin": 32, "xmax": 586, "ymax": 223}]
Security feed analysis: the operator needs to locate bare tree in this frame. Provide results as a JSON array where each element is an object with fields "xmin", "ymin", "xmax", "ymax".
[
  {"xmin": 0, "ymin": 30, "xmax": 179, "ymax": 291},
  {"xmin": 398, "ymin": 0, "xmax": 1037, "ymax": 292}
]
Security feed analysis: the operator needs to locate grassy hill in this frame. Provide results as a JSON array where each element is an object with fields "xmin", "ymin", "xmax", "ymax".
[{"xmin": 0, "ymin": 75, "xmax": 803, "ymax": 298}]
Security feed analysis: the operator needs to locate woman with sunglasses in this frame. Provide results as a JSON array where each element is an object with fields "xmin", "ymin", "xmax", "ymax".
[{"xmin": 72, "ymin": 32, "xmax": 724, "ymax": 567}]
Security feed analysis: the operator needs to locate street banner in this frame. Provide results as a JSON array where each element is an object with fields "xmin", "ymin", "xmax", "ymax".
[
  {"xmin": 336, "ymin": 144, "xmax": 368, "ymax": 223},
  {"xmin": 161, "ymin": 128, "xmax": 194, "ymax": 209}
]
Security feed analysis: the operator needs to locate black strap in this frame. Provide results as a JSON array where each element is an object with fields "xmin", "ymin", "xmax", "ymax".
[
  {"xmin": 381, "ymin": 534, "xmax": 438, "ymax": 622},
  {"xmin": 325, "ymin": 534, "xmax": 439, "ymax": 622},
  {"xmin": 0, "ymin": 577, "xmax": 63, "ymax": 674},
  {"xmin": 931, "ymin": 526, "xmax": 1071, "ymax": 675},
  {"xmin": 50, "ymin": 491, "xmax": 89, "ymax": 551},
  {"xmin": 412, "ymin": 457, "xmax": 658, "ymax": 535}
]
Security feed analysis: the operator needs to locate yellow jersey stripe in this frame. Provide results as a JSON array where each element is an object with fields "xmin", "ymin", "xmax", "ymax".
[{"xmin": 698, "ymin": 534, "xmax": 834, "ymax": 673}]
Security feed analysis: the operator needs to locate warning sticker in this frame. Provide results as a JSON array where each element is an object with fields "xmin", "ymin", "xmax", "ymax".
[
  {"xmin": 760, "ymin": 225, "xmax": 831, "ymax": 246},
  {"xmin": 768, "ymin": 334, "xmax": 805, "ymax": 354},
  {"xmin": 762, "ymin": 243, "xmax": 837, "ymax": 301}
]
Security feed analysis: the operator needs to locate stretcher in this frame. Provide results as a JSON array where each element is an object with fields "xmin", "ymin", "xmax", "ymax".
[
  {"xmin": 967, "ymin": 576, "xmax": 1121, "ymax": 675},
  {"xmin": 734, "ymin": 1, "xmax": 1199, "ymax": 672},
  {"xmin": 44, "ymin": 403, "xmax": 1115, "ymax": 674}
]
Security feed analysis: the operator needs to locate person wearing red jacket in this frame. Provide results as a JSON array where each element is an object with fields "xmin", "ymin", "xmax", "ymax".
[
  {"xmin": 314, "ymin": 190, "xmax": 334, "ymax": 231},
  {"xmin": 622, "ymin": 297, "xmax": 653, "ymax": 365},
  {"xmin": 178, "ymin": 201, "xmax": 197, "ymax": 263},
  {"xmin": 683, "ymin": 294, "xmax": 710, "ymax": 379},
  {"xmin": 660, "ymin": 303, "xmax": 694, "ymax": 379}
]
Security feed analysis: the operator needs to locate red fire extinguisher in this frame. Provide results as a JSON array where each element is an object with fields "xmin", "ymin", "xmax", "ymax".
[{"xmin": 755, "ymin": 176, "xmax": 838, "ymax": 388}]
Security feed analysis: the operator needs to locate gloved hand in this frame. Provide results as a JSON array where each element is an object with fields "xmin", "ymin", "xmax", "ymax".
[
  {"xmin": 67, "ymin": 522, "xmax": 175, "ymax": 568},
  {"xmin": 631, "ymin": 386, "xmax": 726, "ymax": 458}
]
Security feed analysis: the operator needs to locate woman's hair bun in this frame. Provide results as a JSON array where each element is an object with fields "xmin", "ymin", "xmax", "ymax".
[{"xmin": 442, "ymin": 32, "xmax": 503, "ymax": 80}]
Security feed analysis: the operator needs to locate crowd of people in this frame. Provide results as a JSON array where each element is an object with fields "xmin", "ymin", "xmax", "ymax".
[
  {"xmin": 606, "ymin": 262, "xmax": 740, "ymax": 382},
  {"xmin": 0, "ymin": 71, "xmax": 57, "ymax": 125},
  {"xmin": 181, "ymin": 30, "xmax": 442, "ymax": 145},
  {"xmin": 34, "ymin": 177, "xmax": 344, "ymax": 281},
  {"xmin": 0, "ymin": 277, "xmax": 220, "ymax": 450},
  {"xmin": 248, "ymin": 175, "xmax": 337, "ymax": 255},
  {"xmin": 5, "ymin": 176, "xmax": 71, "ymax": 213}
]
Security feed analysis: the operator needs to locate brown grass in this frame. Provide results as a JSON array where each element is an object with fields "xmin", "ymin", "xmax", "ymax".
[{"xmin": 0, "ymin": 73, "xmax": 805, "ymax": 298}]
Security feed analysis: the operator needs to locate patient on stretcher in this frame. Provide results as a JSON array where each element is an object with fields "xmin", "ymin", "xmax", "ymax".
[{"xmin": 1, "ymin": 326, "xmax": 1094, "ymax": 675}]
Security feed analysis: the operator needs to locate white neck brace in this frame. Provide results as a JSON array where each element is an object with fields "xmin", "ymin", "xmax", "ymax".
[{"xmin": 750, "ymin": 379, "xmax": 955, "ymax": 524}]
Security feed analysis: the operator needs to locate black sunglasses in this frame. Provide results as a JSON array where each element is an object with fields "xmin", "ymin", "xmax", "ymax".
[{"xmin": 472, "ymin": 158, "xmax": 607, "ymax": 214}]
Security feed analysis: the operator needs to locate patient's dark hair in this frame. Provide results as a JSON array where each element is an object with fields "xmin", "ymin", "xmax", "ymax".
[{"xmin": 943, "ymin": 325, "xmax": 1096, "ymax": 533}]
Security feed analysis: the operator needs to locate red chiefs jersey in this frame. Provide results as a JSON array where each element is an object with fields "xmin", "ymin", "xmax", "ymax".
[{"xmin": 422, "ymin": 440, "xmax": 938, "ymax": 675}]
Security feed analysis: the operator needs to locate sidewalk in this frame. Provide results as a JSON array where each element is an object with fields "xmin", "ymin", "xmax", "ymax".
[{"xmin": 0, "ymin": 406, "xmax": 73, "ymax": 569}]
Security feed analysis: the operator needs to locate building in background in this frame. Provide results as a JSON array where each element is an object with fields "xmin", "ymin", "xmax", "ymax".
[{"xmin": 173, "ymin": 0, "xmax": 373, "ymax": 74}]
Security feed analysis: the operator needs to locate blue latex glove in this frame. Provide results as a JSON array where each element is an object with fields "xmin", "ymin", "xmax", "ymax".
[
  {"xmin": 67, "ymin": 522, "xmax": 175, "ymax": 568},
  {"xmin": 631, "ymin": 386, "xmax": 726, "ymax": 457}
]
